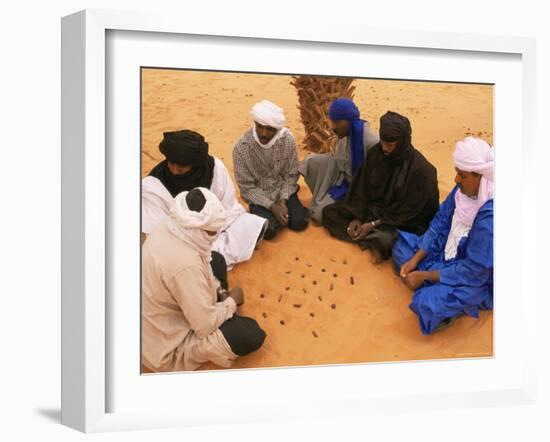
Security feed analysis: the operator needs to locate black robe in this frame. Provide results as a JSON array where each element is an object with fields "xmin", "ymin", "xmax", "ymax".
[{"xmin": 322, "ymin": 143, "xmax": 439, "ymax": 260}]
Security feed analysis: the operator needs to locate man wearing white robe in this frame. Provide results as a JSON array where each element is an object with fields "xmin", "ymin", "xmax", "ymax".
[
  {"xmin": 142, "ymin": 188, "xmax": 266, "ymax": 372},
  {"xmin": 142, "ymin": 129, "xmax": 267, "ymax": 270}
]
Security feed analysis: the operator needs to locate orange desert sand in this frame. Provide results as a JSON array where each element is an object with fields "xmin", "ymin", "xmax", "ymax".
[{"xmin": 141, "ymin": 69, "xmax": 494, "ymax": 370}]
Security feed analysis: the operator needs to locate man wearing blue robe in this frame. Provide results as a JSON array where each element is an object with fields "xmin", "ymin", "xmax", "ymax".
[{"xmin": 392, "ymin": 137, "xmax": 494, "ymax": 334}]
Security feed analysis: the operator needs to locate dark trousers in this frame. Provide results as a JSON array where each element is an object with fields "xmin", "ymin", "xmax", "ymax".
[
  {"xmin": 322, "ymin": 203, "xmax": 398, "ymax": 261},
  {"xmin": 210, "ymin": 251, "xmax": 266, "ymax": 356},
  {"xmin": 210, "ymin": 251, "xmax": 228, "ymax": 290},
  {"xmin": 249, "ymin": 192, "xmax": 309, "ymax": 240},
  {"xmin": 219, "ymin": 315, "xmax": 266, "ymax": 356}
]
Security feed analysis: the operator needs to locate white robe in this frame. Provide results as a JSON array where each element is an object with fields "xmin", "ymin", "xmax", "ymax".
[{"xmin": 142, "ymin": 157, "xmax": 267, "ymax": 269}]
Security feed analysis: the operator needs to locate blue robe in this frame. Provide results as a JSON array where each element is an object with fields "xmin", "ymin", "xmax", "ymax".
[{"xmin": 392, "ymin": 186, "xmax": 493, "ymax": 335}]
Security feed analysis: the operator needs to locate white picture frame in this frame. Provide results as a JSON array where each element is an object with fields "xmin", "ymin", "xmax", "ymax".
[{"xmin": 61, "ymin": 9, "xmax": 538, "ymax": 433}]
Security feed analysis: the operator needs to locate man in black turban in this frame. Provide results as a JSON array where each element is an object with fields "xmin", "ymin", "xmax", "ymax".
[
  {"xmin": 142, "ymin": 129, "xmax": 268, "ymax": 277},
  {"xmin": 322, "ymin": 111, "xmax": 440, "ymax": 263},
  {"xmin": 149, "ymin": 129, "xmax": 216, "ymax": 197}
]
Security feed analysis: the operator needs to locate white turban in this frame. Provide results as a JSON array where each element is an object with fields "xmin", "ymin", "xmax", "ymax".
[
  {"xmin": 453, "ymin": 136, "xmax": 494, "ymax": 181},
  {"xmin": 251, "ymin": 100, "xmax": 286, "ymax": 129},
  {"xmin": 452, "ymin": 137, "xmax": 494, "ymax": 227},
  {"xmin": 444, "ymin": 137, "xmax": 495, "ymax": 259},
  {"xmin": 166, "ymin": 187, "xmax": 226, "ymax": 260},
  {"xmin": 250, "ymin": 100, "xmax": 288, "ymax": 149}
]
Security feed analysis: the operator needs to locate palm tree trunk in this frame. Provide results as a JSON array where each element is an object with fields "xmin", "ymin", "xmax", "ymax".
[{"xmin": 291, "ymin": 76, "xmax": 355, "ymax": 153}]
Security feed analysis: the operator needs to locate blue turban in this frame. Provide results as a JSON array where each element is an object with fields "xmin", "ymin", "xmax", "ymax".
[
  {"xmin": 327, "ymin": 98, "xmax": 365, "ymax": 201},
  {"xmin": 328, "ymin": 98, "xmax": 360, "ymax": 121}
]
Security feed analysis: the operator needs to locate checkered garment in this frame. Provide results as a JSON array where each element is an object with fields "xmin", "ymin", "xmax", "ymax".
[{"xmin": 232, "ymin": 128, "xmax": 300, "ymax": 209}]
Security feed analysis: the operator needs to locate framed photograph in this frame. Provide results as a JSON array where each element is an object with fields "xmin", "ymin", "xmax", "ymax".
[{"xmin": 61, "ymin": 9, "xmax": 537, "ymax": 433}]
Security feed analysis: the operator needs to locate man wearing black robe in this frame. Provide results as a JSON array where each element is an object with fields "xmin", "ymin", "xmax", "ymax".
[{"xmin": 322, "ymin": 111, "xmax": 439, "ymax": 263}]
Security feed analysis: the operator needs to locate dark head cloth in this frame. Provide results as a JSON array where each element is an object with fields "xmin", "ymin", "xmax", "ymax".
[
  {"xmin": 379, "ymin": 111, "xmax": 413, "ymax": 165},
  {"xmin": 328, "ymin": 98, "xmax": 360, "ymax": 121},
  {"xmin": 159, "ymin": 130, "xmax": 209, "ymax": 166},
  {"xmin": 186, "ymin": 188, "xmax": 207, "ymax": 213},
  {"xmin": 379, "ymin": 111, "xmax": 412, "ymax": 142},
  {"xmin": 149, "ymin": 129, "xmax": 215, "ymax": 198}
]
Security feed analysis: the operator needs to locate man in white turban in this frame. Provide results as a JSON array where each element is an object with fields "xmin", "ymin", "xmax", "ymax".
[
  {"xmin": 233, "ymin": 100, "xmax": 309, "ymax": 240},
  {"xmin": 392, "ymin": 137, "xmax": 494, "ymax": 334},
  {"xmin": 142, "ymin": 188, "xmax": 266, "ymax": 372}
]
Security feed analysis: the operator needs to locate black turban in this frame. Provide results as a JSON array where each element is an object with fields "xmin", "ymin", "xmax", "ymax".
[
  {"xmin": 379, "ymin": 111, "xmax": 412, "ymax": 143},
  {"xmin": 379, "ymin": 111, "xmax": 413, "ymax": 165},
  {"xmin": 159, "ymin": 130, "xmax": 210, "ymax": 166},
  {"xmin": 149, "ymin": 129, "xmax": 215, "ymax": 198}
]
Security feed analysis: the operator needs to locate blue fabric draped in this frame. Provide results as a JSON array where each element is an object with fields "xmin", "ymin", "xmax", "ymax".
[
  {"xmin": 328, "ymin": 181, "xmax": 350, "ymax": 201},
  {"xmin": 392, "ymin": 186, "xmax": 494, "ymax": 335},
  {"xmin": 327, "ymin": 98, "xmax": 365, "ymax": 201}
]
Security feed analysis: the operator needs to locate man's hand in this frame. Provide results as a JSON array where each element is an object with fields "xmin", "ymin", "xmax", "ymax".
[
  {"xmin": 270, "ymin": 200, "xmax": 289, "ymax": 226},
  {"xmin": 355, "ymin": 223, "xmax": 374, "ymax": 241},
  {"xmin": 404, "ymin": 271, "xmax": 427, "ymax": 290},
  {"xmin": 228, "ymin": 287, "xmax": 244, "ymax": 306},
  {"xmin": 400, "ymin": 258, "xmax": 418, "ymax": 278},
  {"xmin": 217, "ymin": 287, "xmax": 229, "ymax": 302},
  {"xmin": 347, "ymin": 219, "xmax": 363, "ymax": 239},
  {"xmin": 277, "ymin": 199, "xmax": 289, "ymax": 223}
]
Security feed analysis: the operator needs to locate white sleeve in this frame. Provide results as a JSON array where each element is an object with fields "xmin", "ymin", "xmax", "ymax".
[
  {"xmin": 141, "ymin": 177, "xmax": 173, "ymax": 234},
  {"xmin": 211, "ymin": 158, "xmax": 245, "ymax": 229}
]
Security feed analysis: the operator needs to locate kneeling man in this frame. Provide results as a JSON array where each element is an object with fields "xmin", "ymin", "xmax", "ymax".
[
  {"xmin": 233, "ymin": 100, "xmax": 309, "ymax": 239},
  {"xmin": 142, "ymin": 188, "xmax": 266, "ymax": 372}
]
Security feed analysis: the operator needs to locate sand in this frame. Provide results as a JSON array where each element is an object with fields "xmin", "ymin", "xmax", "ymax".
[{"xmin": 141, "ymin": 69, "xmax": 494, "ymax": 370}]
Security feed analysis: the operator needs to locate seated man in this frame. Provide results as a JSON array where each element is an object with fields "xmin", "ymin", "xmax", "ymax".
[
  {"xmin": 322, "ymin": 111, "xmax": 439, "ymax": 263},
  {"xmin": 233, "ymin": 100, "xmax": 309, "ymax": 240},
  {"xmin": 142, "ymin": 129, "xmax": 267, "ymax": 270},
  {"xmin": 142, "ymin": 187, "xmax": 266, "ymax": 372},
  {"xmin": 299, "ymin": 98, "xmax": 379, "ymax": 223},
  {"xmin": 392, "ymin": 137, "xmax": 494, "ymax": 335}
]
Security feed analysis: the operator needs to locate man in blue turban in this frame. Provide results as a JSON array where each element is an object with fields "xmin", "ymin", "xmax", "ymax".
[{"xmin": 299, "ymin": 97, "xmax": 379, "ymax": 224}]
